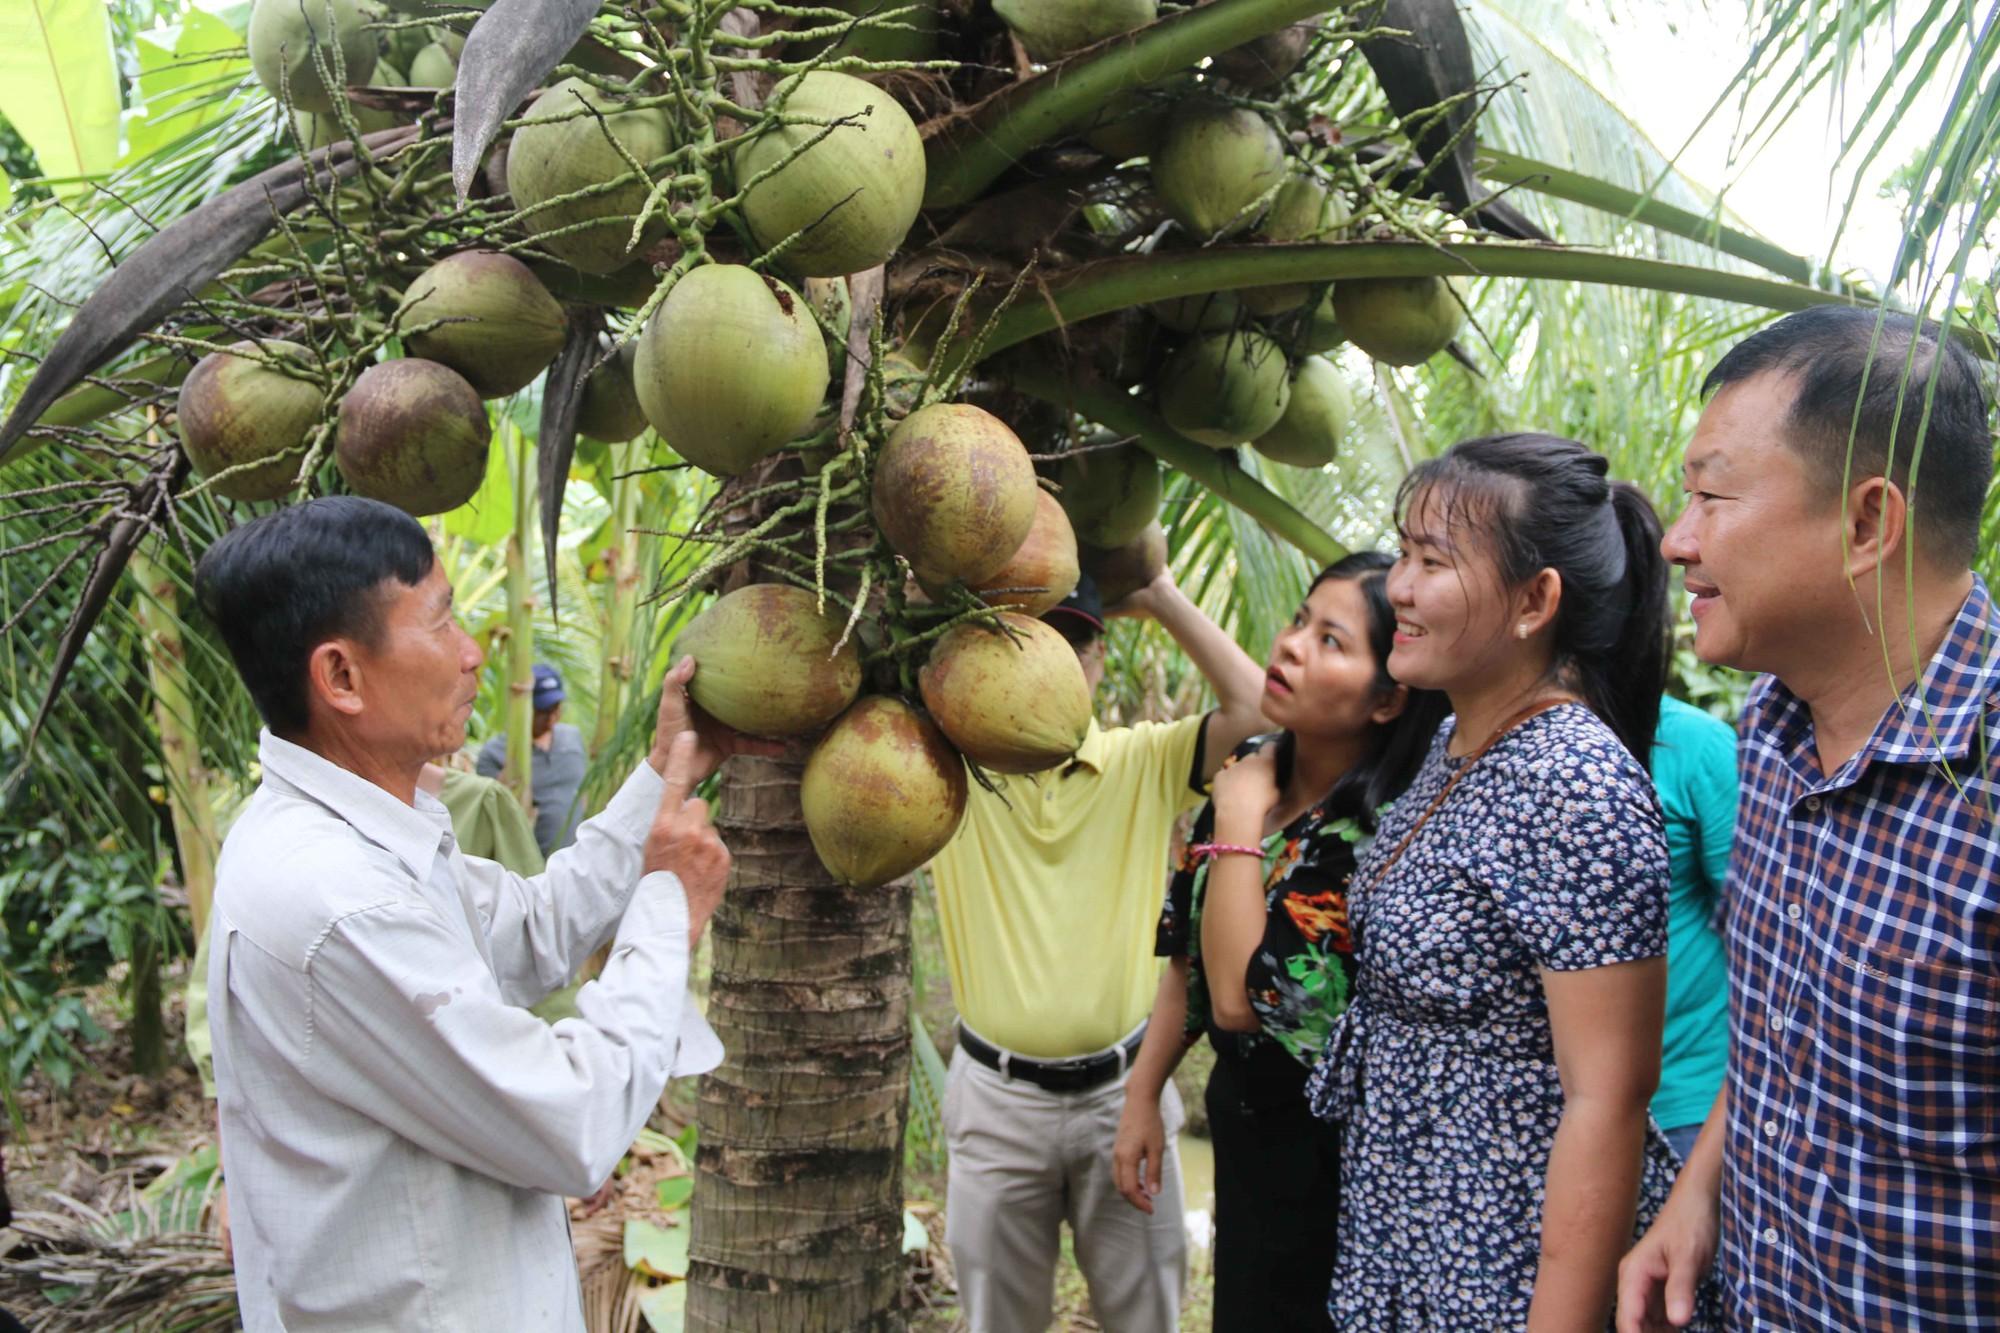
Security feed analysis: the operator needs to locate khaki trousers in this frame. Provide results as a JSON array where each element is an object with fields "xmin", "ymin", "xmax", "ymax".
[{"xmin": 943, "ymin": 1042, "xmax": 1187, "ymax": 1332}]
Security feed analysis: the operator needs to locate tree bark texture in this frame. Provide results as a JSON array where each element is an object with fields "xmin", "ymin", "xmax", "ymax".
[{"xmin": 687, "ymin": 751, "xmax": 912, "ymax": 1331}]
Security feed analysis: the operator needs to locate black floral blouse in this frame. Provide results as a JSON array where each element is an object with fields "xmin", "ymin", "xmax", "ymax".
[{"xmin": 1156, "ymin": 735, "xmax": 1367, "ymax": 1074}]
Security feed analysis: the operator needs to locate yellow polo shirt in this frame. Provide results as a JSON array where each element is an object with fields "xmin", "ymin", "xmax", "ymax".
[{"xmin": 929, "ymin": 715, "xmax": 1208, "ymax": 1058}]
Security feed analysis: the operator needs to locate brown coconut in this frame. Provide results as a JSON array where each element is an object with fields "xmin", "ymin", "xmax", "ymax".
[
  {"xmin": 1058, "ymin": 444, "xmax": 1161, "ymax": 548},
  {"xmin": 872, "ymin": 403, "xmax": 1038, "ymax": 585},
  {"xmin": 335, "ymin": 359, "xmax": 491, "ymax": 515},
  {"xmin": 802, "ymin": 696, "xmax": 968, "ymax": 888},
  {"xmin": 674, "ymin": 584, "xmax": 862, "ymax": 737},
  {"xmin": 177, "ymin": 340, "xmax": 325, "ymax": 502},
  {"xmin": 399, "ymin": 251, "xmax": 568, "ymax": 398},
  {"xmin": 1081, "ymin": 522, "xmax": 1168, "ymax": 606},
  {"xmin": 968, "ymin": 488, "xmax": 1080, "ymax": 617},
  {"xmin": 919, "ymin": 614, "xmax": 1092, "ymax": 774}
]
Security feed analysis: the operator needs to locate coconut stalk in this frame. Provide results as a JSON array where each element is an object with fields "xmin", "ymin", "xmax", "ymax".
[
  {"xmin": 591, "ymin": 442, "xmax": 643, "ymax": 755},
  {"xmin": 130, "ymin": 541, "xmax": 221, "ymax": 938},
  {"xmin": 500, "ymin": 424, "xmax": 537, "ymax": 809}
]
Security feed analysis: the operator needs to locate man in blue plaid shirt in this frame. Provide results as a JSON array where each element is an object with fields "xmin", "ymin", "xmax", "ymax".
[{"xmin": 1618, "ymin": 307, "xmax": 1997, "ymax": 1331}]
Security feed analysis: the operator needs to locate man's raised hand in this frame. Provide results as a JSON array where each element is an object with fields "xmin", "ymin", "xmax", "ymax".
[
  {"xmin": 644, "ymin": 732, "xmax": 731, "ymax": 943},
  {"xmin": 649, "ymin": 654, "xmax": 785, "ymax": 782}
]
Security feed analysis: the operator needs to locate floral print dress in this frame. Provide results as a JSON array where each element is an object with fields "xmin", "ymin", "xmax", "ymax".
[
  {"xmin": 1305, "ymin": 704, "xmax": 1720, "ymax": 1330},
  {"xmin": 1157, "ymin": 735, "xmax": 1366, "ymax": 1072}
]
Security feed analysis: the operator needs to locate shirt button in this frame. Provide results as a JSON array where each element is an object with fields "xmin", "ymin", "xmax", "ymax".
[
  {"xmin": 1803, "ymin": 795, "xmax": 1822, "ymax": 813},
  {"xmin": 1787, "ymin": 903, "xmax": 1803, "ymax": 920},
  {"xmin": 1769, "ymin": 1011, "xmax": 1786, "ymax": 1032},
  {"xmin": 1763, "ymin": 1227, "xmax": 1780, "ymax": 1244},
  {"xmin": 1763, "ymin": 1119, "xmax": 1779, "ymax": 1138}
]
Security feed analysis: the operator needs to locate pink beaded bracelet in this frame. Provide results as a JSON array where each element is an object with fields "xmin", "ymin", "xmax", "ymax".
[{"xmin": 1188, "ymin": 842, "xmax": 1262, "ymax": 861}]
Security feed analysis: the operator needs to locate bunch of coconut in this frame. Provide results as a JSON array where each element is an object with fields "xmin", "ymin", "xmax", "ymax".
[{"xmin": 664, "ymin": 405, "xmax": 1097, "ymax": 889}]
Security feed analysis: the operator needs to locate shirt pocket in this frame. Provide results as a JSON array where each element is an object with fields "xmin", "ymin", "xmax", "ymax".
[{"xmin": 1813, "ymin": 941, "xmax": 2000, "ymax": 1168}]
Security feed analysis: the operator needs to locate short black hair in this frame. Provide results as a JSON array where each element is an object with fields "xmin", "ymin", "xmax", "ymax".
[
  {"xmin": 1702, "ymin": 307, "xmax": 1993, "ymax": 568},
  {"xmin": 194, "ymin": 496, "xmax": 435, "ymax": 737}
]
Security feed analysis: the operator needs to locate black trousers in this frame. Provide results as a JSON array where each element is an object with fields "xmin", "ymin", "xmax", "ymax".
[{"xmin": 1204, "ymin": 1050, "xmax": 1342, "ymax": 1331}]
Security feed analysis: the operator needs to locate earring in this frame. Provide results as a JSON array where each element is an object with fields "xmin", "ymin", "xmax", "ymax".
[{"xmin": 1516, "ymin": 623, "xmax": 1529, "ymax": 638}]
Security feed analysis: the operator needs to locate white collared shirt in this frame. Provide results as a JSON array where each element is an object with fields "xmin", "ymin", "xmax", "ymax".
[{"xmin": 209, "ymin": 731, "xmax": 721, "ymax": 1331}]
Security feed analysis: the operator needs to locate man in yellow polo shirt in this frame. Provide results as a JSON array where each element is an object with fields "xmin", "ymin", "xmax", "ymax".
[{"xmin": 932, "ymin": 569, "xmax": 1268, "ymax": 1332}]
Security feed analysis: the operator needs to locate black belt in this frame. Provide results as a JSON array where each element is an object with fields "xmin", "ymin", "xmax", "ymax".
[{"xmin": 956, "ymin": 1023, "xmax": 1146, "ymax": 1094}]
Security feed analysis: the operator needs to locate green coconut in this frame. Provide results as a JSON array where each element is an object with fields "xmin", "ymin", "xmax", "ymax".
[
  {"xmin": 1253, "ymin": 356, "xmax": 1350, "ymax": 468},
  {"xmin": 919, "ymin": 614, "xmax": 1091, "ymax": 774},
  {"xmin": 1291, "ymin": 287, "xmax": 1345, "ymax": 353},
  {"xmin": 872, "ymin": 404, "xmax": 1038, "ymax": 585},
  {"xmin": 675, "ymin": 584, "xmax": 863, "ymax": 737},
  {"xmin": 1151, "ymin": 102, "xmax": 1285, "ymax": 239},
  {"xmin": 405, "ymin": 40, "xmax": 457, "ymax": 88},
  {"xmin": 992, "ymin": 0, "xmax": 1156, "ymax": 61},
  {"xmin": 1057, "ymin": 444, "xmax": 1160, "ymax": 548},
  {"xmin": 1334, "ymin": 275, "xmax": 1464, "ymax": 366},
  {"xmin": 802, "ymin": 696, "xmax": 968, "ymax": 888},
  {"xmin": 1081, "ymin": 90, "xmax": 1169, "ymax": 161},
  {"xmin": 633, "ymin": 264, "xmax": 830, "ymax": 477},
  {"xmin": 576, "ymin": 342, "xmax": 649, "ymax": 443},
  {"xmin": 1150, "ymin": 290, "xmax": 1242, "ymax": 334},
  {"xmin": 967, "ymin": 488, "xmax": 1080, "ymax": 617},
  {"xmin": 506, "ymin": 78, "xmax": 674, "ymax": 275},
  {"xmin": 1081, "ymin": 522, "xmax": 1168, "ymax": 605},
  {"xmin": 734, "ymin": 72, "xmax": 926, "ymax": 278},
  {"xmin": 249, "ymin": 0, "xmax": 377, "ymax": 115},
  {"xmin": 1240, "ymin": 176, "xmax": 1350, "ymax": 316},
  {"xmin": 398, "ymin": 251, "xmax": 567, "ymax": 398},
  {"xmin": 1158, "ymin": 329, "xmax": 1292, "ymax": 448},
  {"xmin": 334, "ymin": 359, "xmax": 490, "ymax": 515},
  {"xmin": 791, "ymin": 0, "xmax": 944, "ymax": 62},
  {"xmin": 177, "ymin": 340, "xmax": 325, "ymax": 502}
]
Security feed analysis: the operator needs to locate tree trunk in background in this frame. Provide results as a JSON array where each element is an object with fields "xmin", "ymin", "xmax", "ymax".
[
  {"xmin": 591, "ymin": 442, "xmax": 642, "ymax": 755},
  {"xmin": 131, "ymin": 542, "xmax": 220, "ymax": 936},
  {"xmin": 501, "ymin": 426, "xmax": 537, "ymax": 808},
  {"xmin": 687, "ymin": 751, "xmax": 912, "ymax": 1330}
]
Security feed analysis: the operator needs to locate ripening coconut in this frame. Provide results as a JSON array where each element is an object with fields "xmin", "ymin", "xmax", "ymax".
[
  {"xmin": 872, "ymin": 404, "xmax": 1039, "ymax": 585},
  {"xmin": 1081, "ymin": 522, "xmax": 1169, "ymax": 605},
  {"xmin": 920, "ymin": 614, "xmax": 1092, "ymax": 773},
  {"xmin": 966, "ymin": 488, "xmax": 1080, "ymax": 616},
  {"xmin": 734, "ymin": 72, "xmax": 927, "ymax": 278},
  {"xmin": 249, "ymin": 0, "xmax": 377, "ymax": 114},
  {"xmin": 335, "ymin": 359, "xmax": 490, "ymax": 515},
  {"xmin": 507, "ymin": 78, "xmax": 674, "ymax": 274},
  {"xmin": 177, "ymin": 340, "xmax": 325, "ymax": 502},
  {"xmin": 1158, "ymin": 329, "xmax": 1292, "ymax": 448},
  {"xmin": 992, "ymin": 0, "xmax": 1156, "ymax": 61},
  {"xmin": 633, "ymin": 265, "xmax": 831, "ymax": 477},
  {"xmin": 398, "ymin": 251, "xmax": 568, "ymax": 398},
  {"xmin": 1151, "ymin": 103, "xmax": 1285, "ymax": 239},
  {"xmin": 802, "ymin": 696, "xmax": 968, "ymax": 888},
  {"xmin": 674, "ymin": 584, "xmax": 864, "ymax": 737},
  {"xmin": 1334, "ymin": 275, "xmax": 1464, "ymax": 366},
  {"xmin": 1253, "ymin": 356, "xmax": 1350, "ymax": 468},
  {"xmin": 1058, "ymin": 445, "xmax": 1160, "ymax": 548},
  {"xmin": 1210, "ymin": 20, "xmax": 1318, "ymax": 89}
]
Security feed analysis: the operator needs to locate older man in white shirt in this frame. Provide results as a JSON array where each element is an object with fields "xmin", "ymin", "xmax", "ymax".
[{"xmin": 194, "ymin": 496, "xmax": 762, "ymax": 1331}]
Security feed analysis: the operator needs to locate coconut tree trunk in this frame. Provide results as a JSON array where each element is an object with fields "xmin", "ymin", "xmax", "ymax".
[
  {"xmin": 130, "ymin": 542, "xmax": 220, "ymax": 937},
  {"xmin": 500, "ymin": 425, "xmax": 537, "ymax": 807},
  {"xmin": 687, "ymin": 750, "xmax": 913, "ymax": 1331}
]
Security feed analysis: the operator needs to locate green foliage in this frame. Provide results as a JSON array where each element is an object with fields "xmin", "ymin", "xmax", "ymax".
[{"xmin": 0, "ymin": 813, "xmax": 174, "ymax": 1089}]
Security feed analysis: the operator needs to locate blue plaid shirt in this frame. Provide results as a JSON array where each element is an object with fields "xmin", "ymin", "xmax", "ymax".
[{"xmin": 1721, "ymin": 576, "xmax": 2000, "ymax": 1330}]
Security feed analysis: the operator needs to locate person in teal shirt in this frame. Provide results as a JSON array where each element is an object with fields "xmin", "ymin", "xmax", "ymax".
[{"xmin": 1650, "ymin": 693, "xmax": 1737, "ymax": 1161}]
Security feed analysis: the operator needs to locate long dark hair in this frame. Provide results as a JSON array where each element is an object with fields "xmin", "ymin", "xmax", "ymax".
[
  {"xmin": 1395, "ymin": 433, "xmax": 1671, "ymax": 764},
  {"xmin": 1274, "ymin": 550, "xmax": 1449, "ymax": 829}
]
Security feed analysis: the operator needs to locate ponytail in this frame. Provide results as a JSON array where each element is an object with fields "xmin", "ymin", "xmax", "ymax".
[
  {"xmin": 1597, "ymin": 483, "xmax": 1669, "ymax": 765},
  {"xmin": 1396, "ymin": 434, "xmax": 1671, "ymax": 765}
]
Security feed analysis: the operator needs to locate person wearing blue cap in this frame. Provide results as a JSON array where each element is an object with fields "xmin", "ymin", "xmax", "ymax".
[{"xmin": 478, "ymin": 663, "xmax": 590, "ymax": 855}]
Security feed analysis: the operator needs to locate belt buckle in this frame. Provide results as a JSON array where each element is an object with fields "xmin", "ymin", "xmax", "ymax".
[{"xmin": 997, "ymin": 1050, "xmax": 1012, "ymax": 1082}]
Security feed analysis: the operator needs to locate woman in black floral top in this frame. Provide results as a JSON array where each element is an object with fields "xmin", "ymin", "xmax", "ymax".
[{"xmin": 1113, "ymin": 551, "xmax": 1445, "ymax": 1331}]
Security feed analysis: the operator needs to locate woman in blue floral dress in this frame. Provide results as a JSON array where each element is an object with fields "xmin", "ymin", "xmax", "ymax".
[
  {"xmin": 1306, "ymin": 435, "xmax": 1721, "ymax": 1330},
  {"xmin": 1113, "ymin": 552, "xmax": 1446, "ymax": 1330}
]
